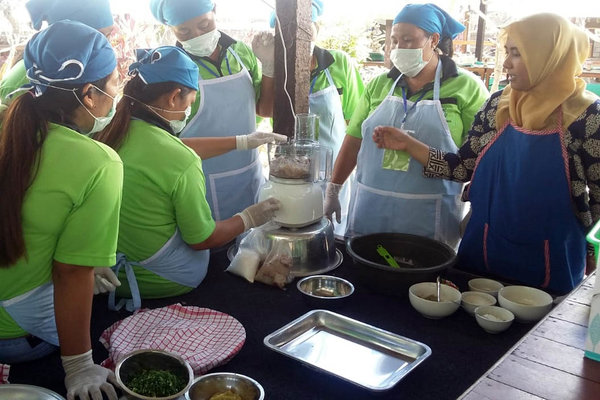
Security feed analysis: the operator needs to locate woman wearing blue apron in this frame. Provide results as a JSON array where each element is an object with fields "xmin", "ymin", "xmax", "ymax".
[
  {"xmin": 0, "ymin": 22, "xmax": 121, "ymax": 399},
  {"xmin": 94, "ymin": 46, "xmax": 280, "ymax": 311},
  {"xmin": 326, "ymin": 3, "xmax": 488, "ymax": 248},
  {"xmin": 150, "ymin": 0, "xmax": 276, "ymax": 222},
  {"xmin": 373, "ymin": 13, "xmax": 600, "ymax": 295}
]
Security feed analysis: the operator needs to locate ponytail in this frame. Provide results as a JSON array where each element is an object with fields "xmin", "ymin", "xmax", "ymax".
[{"xmin": 0, "ymin": 75, "xmax": 111, "ymax": 267}]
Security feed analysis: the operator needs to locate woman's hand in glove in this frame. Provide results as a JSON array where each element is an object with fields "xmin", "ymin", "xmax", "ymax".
[
  {"xmin": 236, "ymin": 198, "xmax": 281, "ymax": 230},
  {"xmin": 236, "ymin": 132, "xmax": 288, "ymax": 150},
  {"xmin": 93, "ymin": 267, "xmax": 121, "ymax": 295},
  {"xmin": 323, "ymin": 182, "xmax": 343, "ymax": 223},
  {"xmin": 62, "ymin": 350, "xmax": 119, "ymax": 400},
  {"xmin": 252, "ymin": 31, "xmax": 275, "ymax": 77}
]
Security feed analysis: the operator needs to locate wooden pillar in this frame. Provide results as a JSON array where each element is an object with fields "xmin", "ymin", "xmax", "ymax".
[
  {"xmin": 474, "ymin": 0, "xmax": 486, "ymax": 62},
  {"xmin": 273, "ymin": 0, "xmax": 312, "ymax": 137}
]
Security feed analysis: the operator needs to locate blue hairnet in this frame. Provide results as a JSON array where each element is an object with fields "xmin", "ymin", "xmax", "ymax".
[
  {"xmin": 269, "ymin": 0, "xmax": 324, "ymax": 28},
  {"xmin": 25, "ymin": 0, "xmax": 113, "ymax": 31},
  {"xmin": 393, "ymin": 3, "xmax": 465, "ymax": 40},
  {"xmin": 23, "ymin": 20, "xmax": 116, "ymax": 96},
  {"xmin": 129, "ymin": 46, "xmax": 199, "ymax": 91},
  {"xmin": 150, "ymin": 0, "xmax": 215, "ymax": 26}
]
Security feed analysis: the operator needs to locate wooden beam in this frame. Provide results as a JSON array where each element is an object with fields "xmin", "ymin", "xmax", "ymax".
[
  {"xmin": 474, "ymin": 0, "xmax": 486, "ymax": 61},
  {"xmin": 273, "ymin": 0, "xmax": 312, "ymax": 137}
]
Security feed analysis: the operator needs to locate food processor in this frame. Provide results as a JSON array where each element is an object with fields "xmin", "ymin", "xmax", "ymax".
[{"xmin": 253, "ymin": 113, "xmax": 341, "ymax": 276}]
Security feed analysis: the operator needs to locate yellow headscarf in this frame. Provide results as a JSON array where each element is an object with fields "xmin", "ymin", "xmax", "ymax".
[{"xmin": 496, "ymin": 13, "xmax": 597, "ymax": 132}]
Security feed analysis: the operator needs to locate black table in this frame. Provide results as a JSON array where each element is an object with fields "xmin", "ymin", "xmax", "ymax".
[{"xmin": 9, "ymin": 243, "xmax": 534, "ymax": 399}]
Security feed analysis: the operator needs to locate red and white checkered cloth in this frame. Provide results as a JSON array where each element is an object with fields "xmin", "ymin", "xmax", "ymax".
[
  {"xmin": 0, "ymin": 363, "xmax": 9, "ymax": 384},
  {"xmin": 100, "ymin": 304, "xmax": 246, "ymax": 374}
]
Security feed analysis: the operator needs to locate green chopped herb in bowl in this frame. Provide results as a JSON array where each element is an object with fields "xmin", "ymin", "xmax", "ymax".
[{"xmin": 126, "ymin": 369, "xmax": 187, "ymax": 398}]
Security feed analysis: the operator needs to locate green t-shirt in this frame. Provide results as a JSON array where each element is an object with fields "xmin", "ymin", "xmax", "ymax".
[
  {"xmin": 190, "ymin": 39, "xmax": 262, "ymax": 118},
  {"xmin": 347, "ymin": 67, "xmax": 489, "ymax": 146},
  {"xmin": 311, "ymin": 49, "xmax": 365, "ymax": 121},
  {"xmin": 0, "ymin": 60, "xmax": 28, "ymax": 105},
  {"xmin": 0, "ymin": 123, "xmax": 123, "ymax": 338},
  {"xmin": 115, "ymin": 119, "xmax": 216, "ymax": 298}
]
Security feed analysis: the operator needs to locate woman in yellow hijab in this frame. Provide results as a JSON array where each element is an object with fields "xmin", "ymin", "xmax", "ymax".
[{"xmin": 372, "ymin": 13, "xmax": 600, "ymax": 295}]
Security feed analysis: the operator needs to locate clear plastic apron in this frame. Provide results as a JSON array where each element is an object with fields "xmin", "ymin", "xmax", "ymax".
[
  {"xmin": 309, "ymin": 68, "xmax": 353, "ymax": 238},
  {"xmin": 109, "ymin": 229, "xmax": 209, "ymax": 311},
  {"xmin": 346, "ymin": 60, "xmax": 464, "ymax": 248},
  {"xmin": 179, "ymin": 48, "xmax": 264, "ymax": 221},
  {"xmin": 1, "ymin": 283, "xmax": 58, "ymax": 345}
]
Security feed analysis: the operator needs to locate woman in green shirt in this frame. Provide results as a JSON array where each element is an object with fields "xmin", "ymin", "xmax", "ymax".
[
  {"xmin": 0, "ymin": 21, "xmax": 121, "ymax": 400},
  {"xmin": 95, "ymin": 46, "xmax": 280, "ymax": 310}
]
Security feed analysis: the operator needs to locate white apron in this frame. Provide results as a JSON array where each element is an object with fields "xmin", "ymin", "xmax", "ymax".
[
  {"xmin": 180, "ymin": 48, "xmax": 264, "ymax": 221},
  {"xmin": 109, "ymin": 229, "xmax": 209, "ymax": 311},
  {"xmin": 346, "ymin": 60, "xmax": 464, "ymax": 248},
  {"xmin": 309, "ymin": 68, "xmax": 354, "ymax": 238},
  {"xmin": 1, "ymin": 283, "xmax": 59, "ymax": 345}
]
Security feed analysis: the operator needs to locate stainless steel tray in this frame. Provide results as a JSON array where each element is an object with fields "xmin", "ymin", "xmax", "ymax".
[
  {"xmin": 263, "ymin": 310, "xmax": 431, "ymax": 391},
  {"xmin": 0, "ymin": 384, "xmax": 65, "ymax": 400}
]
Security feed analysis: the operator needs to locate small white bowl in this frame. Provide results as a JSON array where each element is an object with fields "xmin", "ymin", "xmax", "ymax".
[
  {"xmin": 468, "ymin": 278, "xmax": 504, "ymax": 298},
  {"xmin": 408, "ymin": 282, "xmax": 461, "ymax": 319},
  {"xmin": 475, "ymin": 305, "xmax": 514, "ymax": 334},
  {"xmin": 461, "ymin": 291, "xmax": 497, "ymax": 315},
  {"xmin": 498, "ymin": 285, "xmax": 553, "ymax": 323}
]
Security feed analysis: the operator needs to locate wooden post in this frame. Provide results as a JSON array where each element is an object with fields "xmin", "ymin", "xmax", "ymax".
[
  {"xmin": 383, "ymin": 19, "xmax": 393, "ymax": 69},
  {"xmin": 474, "ymin": 0, "xmax": 486, "ymax": 62},
  {"xmin": 273, "ymin": 0, "xmax": 312, "ymax": 137}
]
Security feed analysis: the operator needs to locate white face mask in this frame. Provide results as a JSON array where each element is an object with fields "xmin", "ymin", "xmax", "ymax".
[
  {"xmin": 390, "ymin": 38, "xmax": 434, "ymax": 78},
  {"xmin": 181, "ymin": 29, "xmax": 221, "ymax": 57},
  {"xmin": 147, "ymin": 104, "xmax": 192, "ymax": 135},
  {"xmin": 75, "ymin": 85, "xmax": 117, "ymax": 136}
]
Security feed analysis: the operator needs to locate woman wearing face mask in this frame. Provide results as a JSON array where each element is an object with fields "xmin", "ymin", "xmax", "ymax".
[
  {"xmin": 0, "ymin": 0, "xmax": 115, "ymax": 107},
  {"xmin": 270, "ymin": 0, "xmax": 364, "ymax": 238},
  {"xmin": 374, "ymin": 13, "xmax": 600, "ymax": 295},
  {"xmin": 324, "ymin": 3, "xmax": 488, "ymax": 248},
  {"xmin": 95, "ymin": 46, "xmax": 280, "ymax": 310},
  {"xmin": 149, "ymin": 0, "xmax": 276, "ymax": 224},
  {"xmin": 0, "ymin": 21, "xmax": 121, "ymax": 400}
]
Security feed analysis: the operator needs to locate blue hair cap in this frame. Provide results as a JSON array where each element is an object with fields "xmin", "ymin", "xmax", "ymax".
[
  {"xmin": 23, "ymin": 20, "xmax": 116, "ymax": 96},
  {"xmin": 25, "ymin": 0, "xmax": 113, "ymax": 31},
  {"xmin": 150, "ymin": 0, "xmax": 215, "ymax": 26},
  {"xmin": 393, "ymin": 3, "xmax": 465, "ymax": 40},
  {"xmin": 129, "ymin": 46, "xmax": 199, "ymax": 91},
  {"xmin": 270, "ymin": 0, "xmax": 325, "ymax": 28}
]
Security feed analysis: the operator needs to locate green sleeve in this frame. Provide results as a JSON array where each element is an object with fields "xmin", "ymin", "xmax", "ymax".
[
  {"xmin": 172, "ymin": 161, "xmax": 216, "ymax": 245},
  {"xmin": 54, "ymin": 159, "xmax": 123, "ymax": 267},
  {"xmin": 0, "ymin": 60, "xmax": 28, "ymax": 105},
  {"xmin": 458, "ymin": 69, "xmax": 490, "ymax": 140},
  {"xmin": 346, "ymin": 80, "xmax": 379, "ymax": 139},
  {"xmin": 338, "ymin": 52, "xmax": 365, "ymax": 121}
]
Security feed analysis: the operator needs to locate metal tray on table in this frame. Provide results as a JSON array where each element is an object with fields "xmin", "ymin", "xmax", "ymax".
[{"xmin": 263, "ymin": 309, "xmax": 431, "ymax": 392}]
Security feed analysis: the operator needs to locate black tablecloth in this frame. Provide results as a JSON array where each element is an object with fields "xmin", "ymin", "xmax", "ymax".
[{"xmin": 9, "ymin": 243, "xmax": 534, "ymax": 399}]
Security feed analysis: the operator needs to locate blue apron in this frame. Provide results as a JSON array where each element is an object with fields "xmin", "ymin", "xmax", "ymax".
[
  {"xmin": 1, "ymin": 283, "xmax": 59, "ymax": 346},
  {"xmin": 346, "ymin": 60, "xmax": 464, "ymax": 248},
  {"xmin": 180, "ymin": 48, "xmax": 264, "ymax": 221},
  {"xmin": 109, "ymin": 229, "xmax": 209, "ymax": 311},
  {"xmin": 458, "ymin": 112, "xmax": 586, "ymax": 295},
  {"xmin": 309, "ymin": 68, "xmax": 353, "ymax": 238}
]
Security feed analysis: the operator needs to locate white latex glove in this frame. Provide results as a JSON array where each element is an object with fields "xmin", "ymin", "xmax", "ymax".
[
  {"xmin": 252, "ymin": 31, "xmax": 275, "ymax": 77},
  {"xmin": 62, "ymin": 350, "xmax": 119, "ymax": 400},
  {"xmin": 93, "ymin": 267, "xmax": 121, "ymax": 295},
  {"xmin": 236, "ymin": 197, "xmax": 281, "ymax": 230},
  {"xmin": 324, "ymin": 182, "xmax": 343, "ymax": 223},
  {"xmin": 236, "ymin": 132, "xmax": 288, "ymax": 150}
]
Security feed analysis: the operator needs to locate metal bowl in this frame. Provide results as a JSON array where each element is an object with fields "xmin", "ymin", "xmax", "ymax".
[
  {"xmin": 346, "ymin": 233, "xmax": 456, "ymax": 296},
  {"xmin": 297, "ymin": 275, "xmax": 354, "ymax": 307},
  {"xmin": 115, "ymin": 349, "xmax": 194, "ymax": 400},
  {"xmin": 265, "ymin": 218, "xmax": 339, "ymax": 277},
  {"xmin": 185, "ymin": 372, "xmax": 265, "ymax": 400}
]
